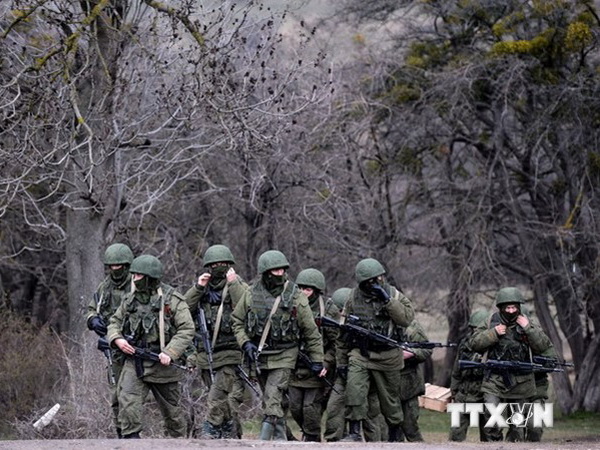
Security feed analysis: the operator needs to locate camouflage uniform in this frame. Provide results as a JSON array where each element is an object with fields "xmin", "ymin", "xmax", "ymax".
[
  {"xmin": 398, "ymin": 320, "xmax": 432, "ymax": 442},
  {"xmin": 469, "ymin": 287, "xmax": 552, "ymax": 442},
  {"xmin": 107, "ymin": 255, "xmax": 195, "ymax": 438},
  {"xmin": 449, "ymin": 309, "xmax": 488, "ymax": 442},
  {"xmin": 338, "ymin": 258, "xmax": 414, "ymax": 442},
  {"xmin": 287, "ymin": 269, "xmax": 340, "ymax": 442},
  {"xmin": 86, "ymin": 243, "xmax": 134, "ymax": 437},
  {"xmin": 184, "ymin": 245, "xmax": 248, "ymax": 439},
  {"xmin": 231, "ymin": 250, "xmax": 324, "ymax": 441}
]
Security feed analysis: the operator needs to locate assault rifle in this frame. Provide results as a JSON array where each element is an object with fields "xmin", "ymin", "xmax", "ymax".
[
  {"xmin": 124, "ymin": 336, "xmax": 189, "ymax": 377},
  {"xmin": 97, "ymin": 336, "xmax": 117, "ymax": 385},
  {"xmin": 459, "ymin": 359, "xmax": 563, "ymax": 388},
  {"xmin": 532, "ymin": 356, "xmax": 574, "ymax": 369},
  {"xmin": 196, "ymin": 307, "xmax": 215, "ymax": 383},
  {"xmin": 235, "ymin": 365, "xmax": 261, "ymax": 396},
  {"xmin": 403, "ymin": 341, "xmax": 457, "ymax": 349},
  {"xmin": 297, "ymin": 350, "xmax": 340, "ymax": 394}
]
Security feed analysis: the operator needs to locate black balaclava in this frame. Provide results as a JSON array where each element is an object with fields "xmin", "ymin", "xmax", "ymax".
[
  {"xmin": 359, "ymin": 276, "xmax": 383, "ymax": 296},
  {"xmin": 208, "ymin": 264, "xmax": 229, "ymax": 289},
  {"xmin": 134, "ymin": 276, "xmax": 159, "ymax": 303},
  {"xmin": 263, "ymin": 270, "xmax": 287, "ymax": 297},
  {"xmin": 110, "ymin": 265, "xmax": 129, "ymax": 284},
  {"xmin": 500, "ymin": 304, "xmax": 520, "ymax": 324}
]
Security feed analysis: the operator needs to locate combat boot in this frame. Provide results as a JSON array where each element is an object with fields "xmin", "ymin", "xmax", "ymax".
[
  {"xmin": 273, "ymin": 417, "xmax": 288, "ymax": 441},
  {"xmin": 259, "ymin": 415, "xmax": 277, "ymax": 440},
  {"xmin": 201, "ymin": 420, "xmax": 222, "ymax": 439},
  {"xmin": 221, "ymin": 419, "xmax": 235, "ymax": 439},
  {"xmin": 302, "ymin": 433, "xmax": 321, "ymax": 442},
  {"xmin": 122, "ymin": 431, "xmax": 140, "ymax": 439},
  {"xmin": 340, "ymin": 420, "xmax": 363, "ymax": 442},
  {"xmin": 388, "ymin": 424, "xmax": 403, "ymax": 442}
]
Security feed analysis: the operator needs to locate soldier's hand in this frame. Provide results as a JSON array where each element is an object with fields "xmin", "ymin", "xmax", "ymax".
[
  {"xmin": 197, "ymin": 273, "xmax": 211, "ymax": 287},
  {"xmin": 88, "ymin": 316, "xmax": 108, "ymax": 337},
  {"xmin": 226, "ymin": 267, "xmax": 237, "ymax": 283},
  {"xmin": 370, "ymin": 283, "xmax": 391, "ymax": 303},
  {"xmin": 242, "ymin": 341, "xmax": 258, "ymax": 362},
  {"xmin": 158, "ymin": 352, "xmax": 172, "ymax": 366},
  {"xmin": 115, "ymin": 338, "xmax": 135, "ymax": 355},
  {"xmin": 336, "ymin": 365, "xmax": 348, "ymax": 380},
  {"xmin": 403, "ymin": 350, "xmax": 414, "ymax": 359},
  {"xmin": 310, "ymin": 362, "xmax": 324, "ymax": 376},
  {"xmin": 495, "ymin": 324, "xmax": 507, "ymax": 336},
  {"xmin": 516, "ymin": 315, "xmax": 529, "ymax": 328}
]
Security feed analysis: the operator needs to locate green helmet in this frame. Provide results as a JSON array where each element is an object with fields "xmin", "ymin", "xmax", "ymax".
[
  {"xmin": 203, "ymin": 244, "xmax": 235, "ymax": 266},
  {"xmin": 468, "ymin": 309, "xmax": 489, "ymax": 327},
  {"xmin": 103, "ymin": 243, "xmax": 134, "ymax": 265},
  {"xmin": 355, "ymin": 258, "xmax": 386, "ymax": 283},
  {"xmin": 257, "ymin": 250, "xmax": 290, "ymax": 274},
  {"xmin": 495, "ymin": 287, "xmax": 524, "ymax": 307},
  {"xmin": 295, "ymin": 268, "xmax": 326, "ymax": 291},
  {"xmin": 130, "ymin": 255, "xmax": 163, "ymax": 280},
  {"xmin": 331, "ymin": 287, "xmax": 351, "ymax": 310}
]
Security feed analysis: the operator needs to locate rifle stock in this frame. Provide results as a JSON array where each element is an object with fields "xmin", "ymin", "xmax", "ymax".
[
  {"xmin": 196, "ymin": 307, "xmax": 215, "ymax": 383},
  {"xmin": 97, "ymin": 336, "xmax": 116, "ymax": 385}
]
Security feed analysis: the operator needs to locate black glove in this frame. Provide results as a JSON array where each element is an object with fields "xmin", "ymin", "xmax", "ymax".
[
  {"xmin": 336, "ymin": 365, "xmax": 348, "ymax": 380},
  {"xmin": 97, "ymin": 336, "xmax": 110, "ymax": 352},
  {"xmin": 203, "ymin": 288, "xmax": 222, "ymax": 305},
  {"xmin": 242, "ymin": 341, "xmax": 258, "ymax": 363},
  {"xmin": 370, "ymin": 283, "xmax": 391, "ymax": 303},
  {"xmin": 88, "ymin": 316, "xmax": 107, "ymax": 337},
  {"xmin": 310, "ymin": 362, "xmax": 324, "ymax": 375}
]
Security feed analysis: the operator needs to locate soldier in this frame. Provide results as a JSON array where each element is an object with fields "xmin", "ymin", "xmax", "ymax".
[
  {"xmin": 398, "ymin": 320, "xmax": 432, "ymax": 442},
  {"xmin": 86, "ymin": 243, "xmax": 134, "ymax": 438},
  {"xmin": 230, "ymin": 250, "xmax": 325, "ymax": 441},
  {"xmin": 107, "ymin": 255, "xmax": 195, "ymax": 439},
  {"xmin": 287, "ymin": 268, "xmax": 340, "ymax": 442},
  {"xmin": 337, "ymin": 258, "xmax": 414, "ymax": 442},
  {"xmin": 323, "ymin": 287, "xmax": 351, "ymax": 442},
  {"xmin": 184, "ymin": 244, "xmax": 247, "ymax": 439},
  {"xmin": 449, "ymin": 309, "xmax": 489, "ymax": 442},
  {"xmin": 469, "ymin": 287, "xmax": 552, "ymax": 442}
]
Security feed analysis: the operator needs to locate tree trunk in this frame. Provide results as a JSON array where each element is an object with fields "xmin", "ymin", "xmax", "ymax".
[
  {"xmin": 571, "ymin": 332, "xmax": 600, "ymax": 412},
  {"xmin": 66, "ymin": 208, "xmax": 105, "ymax": 339}
]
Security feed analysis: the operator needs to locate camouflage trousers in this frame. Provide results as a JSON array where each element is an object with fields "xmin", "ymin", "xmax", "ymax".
[
  {"xmin": 398, "ymin": 396, "xmax": 423, "ymax": 441},
  {"xmin": 324, "ymin": 376, "xmax": 346, "ymax": 441},
  {"xmin": 288, "ymin": 385, "xmax": 327, "ymax": 438},
  {"xmin": 117, "ymin": 362, "xmax": 186, "ymax": 437},
  {"xmin": 345, "ymin": 362, "xmax": 403, "ymax": 426},
  {"xmin": 200, "ymin": 365, "xmax": 245, "ymax": 437},
  {"xmin": 257, "ymin": 368, "xmax": 291, "ymax": 418},
  {"xmin": 108, "ymin": 359, "xmax": 124, "ymax": 434},
  {"xmin": 448, "ymin": 392, "xmax": 486, "ymax": 442}
]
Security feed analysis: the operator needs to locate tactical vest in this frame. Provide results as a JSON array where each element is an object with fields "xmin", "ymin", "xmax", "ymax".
[
  {"xmin": 96, "ymin": 275, "xmax": 131, "ymax": 321},
  {"xmin": 244, "ymin": 281, "xmax": 300, "ymax": 349},
  {"xmin": 122, "ymin": 283, "xmax": 178, "ymax": 351},
  {"xmin": 198, "ymin": 291, "xmax": 238, "ymax": 352},
  {"xmin": 457, "ymin": 333, "xmax": 484, "ymax": 379},
  {"xmin": 347, "ymin": 286, "xmax": 405, "ymax": 351},
  {"xmin": 487, "ymin": 312, "xmax": 531, "ymax": 362}
]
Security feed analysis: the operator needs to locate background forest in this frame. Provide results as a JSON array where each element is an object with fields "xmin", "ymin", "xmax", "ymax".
[{"xmin": 1, "ymin": 0, "xmax": 600, "ymax": 438}]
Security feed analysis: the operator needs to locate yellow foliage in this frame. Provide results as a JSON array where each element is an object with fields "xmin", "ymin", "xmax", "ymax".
[
  {"xmin": 490, "ymin": 31, "xmax": 552, "ymax": 56},
  {"xmin": 565, "ymin": 22, "xmax": 592, "ymax": 51},
  {"xmin": 353, "ymin": 34, "xmax": 365, "ymax": 45}
]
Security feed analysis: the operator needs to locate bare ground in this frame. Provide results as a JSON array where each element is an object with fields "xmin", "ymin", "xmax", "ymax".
[{"xmin": 1, "ymin": 437, "xmax": 600, "ymax": 450}]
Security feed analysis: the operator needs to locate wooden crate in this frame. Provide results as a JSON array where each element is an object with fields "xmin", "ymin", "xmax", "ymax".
[{"xmin": 418, "ymin": 383, "xmax": 451, "ymax": 412}]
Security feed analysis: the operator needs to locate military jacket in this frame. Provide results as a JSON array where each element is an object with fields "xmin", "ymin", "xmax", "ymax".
[
  {"xmin": 86, "ymin": 273, "xmax": 132, "ymax": 323},
  {"xmin": 107, "ymin": 282, "xmax": 195, "ymax": 383},
  {"xmin": 336, "ymin": 283, "xmax": 414, "ymax": 371},
  {"xmin": 469, "ymin": 311, "xmax": 552, "ymax": 398},
  {"xmin": 400, "ymin": 320, "xmax": 432, "ymax": 400},
  {"xmin": 450, "ymin": 328, "xmax": 484, "ymax": 402},
  {"xmin": 230, "ymin": 278, "xmax": 324, "ymax": 370},
  {"xmin": 288, "ymin": 295, "xmax": 341, "ymax": 389},
  {"xmin": 184, "ymin": 275, "xmax": 248, "ymax": 369}
]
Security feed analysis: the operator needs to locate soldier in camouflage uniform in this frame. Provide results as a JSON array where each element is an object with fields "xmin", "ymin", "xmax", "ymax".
[
  {"xmin": 338, "ymin": 258, "xmax": 415, "ymax": 442},
  {"xmin": 107, "ymin": 255, "xmax": 195, "ymax": 439},
  {"xmin": 86, "ymin": 243, "xmax": 134, "ymax": 438},
  {"xmin": 184, "ymin": 244, "xmax": 247, "ymax": 439},
  {"xmin": 449, "ymin": 309, "xmax": 488, "ymax": 442},
  {"xmin": 287, "ymin": 268, "xmax": 340, "ymax": 442},
  {"xmin": 398, "ymin": 320, "xmax": 432, "ymax": 442},
  {"xmin": 230, "ymin": 250, "xmax": 325, "ymax": 441},
  {"xmin": 469, "ymin": 287, "xmax": 552, "ymax": 442}
]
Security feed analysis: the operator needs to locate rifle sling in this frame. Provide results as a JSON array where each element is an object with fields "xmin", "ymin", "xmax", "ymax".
[
  {"xmin": 211, "ymin": 284, "xmax": 228, "ymax": 349},
  {"xmin": 258, "ymin": 281, "xmax": 287, "ymax": 354},
  {"xmin": 158, "ymin": 287, "xmax": 165, "ymax": 351}
]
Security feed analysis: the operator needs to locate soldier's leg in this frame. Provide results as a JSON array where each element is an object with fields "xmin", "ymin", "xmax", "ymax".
[
  {"xmin": 363, "ymin": 387, "xmax": 382, "ymax": 442},
  {"xmin": 226, "ymin": 367, "xmax": 245, "ymax": 439},
  {"xmin": 448, "ymin": 393, "xmax": 469, "ymax": 441},
  {"xmin": 323, "ymin": 376, "xmax": 346, "ymax": 441},
  {"xmin": 401, "ymin": 396, "xmax": 423, "ymax": 442},
  {"xmin": 202, "ymin": 366, "xmax": 232, "ymax": 438},
  {"xmin": 260, "ymin": 368, "xmax": 291, "ymax": 441},
  {"xmin": 150, "ymin": 381, "xmax": 187, "ymax": 437},
  {"xmin": 299, "ymin": 387, "xmax": 326, "ymax": 441},
  {"xmin": 117, "ymin": 361, "xmax": 149, "ymax": 437},
  {"xmin": 287, "ymin": 386, "xmax": 305, "ymax": 432},
  {"xmin": 505, "ymin": 400, "xmax": 527, "ymax": 442},
  {"xmin": 525, "ymin": 397, "xmax": 544, "ymax": 442},
  {"xmin": 482, "ymin": 392, "xmax": 504, "ymax": 441},
  {"xmin": 343, "ymin": 362, "xmax": 371, "ymax": 441},
  {"xmin": 110, "ymin": 359, "xmax": 125, "ymax": 437},
  {"xmin": 371, "ymin": 368, "xmax": 403, "ymax": 441}
]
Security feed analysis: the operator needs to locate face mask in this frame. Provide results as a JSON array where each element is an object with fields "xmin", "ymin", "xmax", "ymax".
[
  {"xmin": 110, "ymin": 266, "xmax": 128, "ymax": 284},
  {"xmin": 208, "ymin": 264, "xmax": 229, "ymax": 283},
  {"xmin": 501, "ymin": 306, "xmax": 520, "ymax": 323},
  {"xmin": 134, "ymin": 276, "xmax": 156, "ymax": 294},
  {"xmin": 262, "ymin": 271, "xmax": 287, "ymax": 296}
]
